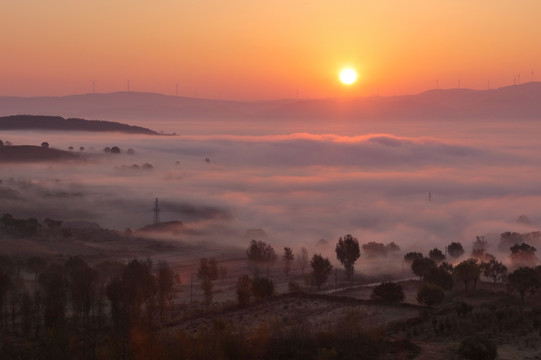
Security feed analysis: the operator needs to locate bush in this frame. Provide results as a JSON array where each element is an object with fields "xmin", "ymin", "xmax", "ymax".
[
  {"xmin": 252, "ymin": 277, "xmax": 274, "ymax": 299},
  {"xmin": 371, "ymin": 281, "xmax": 405, "ymax": 303},
  {"xmin": 416, "ymin": 283, "xmax": 444, "ymax": 306},
  {"xmin": 457, "ymin": 333, "xmax": 497, "ymax": 360},
  {"xmin": 288, "ymin": 281, "xmax": 301, "ymax": 292}
]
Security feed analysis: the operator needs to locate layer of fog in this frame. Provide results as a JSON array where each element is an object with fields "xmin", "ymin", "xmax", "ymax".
[{"xmin": 1, "ymin": 117, "xmax": 541, "ymax": 270}]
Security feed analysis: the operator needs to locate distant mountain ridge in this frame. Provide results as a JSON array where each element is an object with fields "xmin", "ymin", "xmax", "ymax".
[
  {"xmin": 1, "ymin": 83, "xmax": 541, "ymax": 121},
  {"xmin": 0, "ymin": 115, "xmax": 159, "ymax": 134}
]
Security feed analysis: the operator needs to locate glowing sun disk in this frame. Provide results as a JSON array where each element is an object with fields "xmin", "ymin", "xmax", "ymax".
[{"xmin": 340, "ymin": 68, "xmax": 357, "ymax": 85}]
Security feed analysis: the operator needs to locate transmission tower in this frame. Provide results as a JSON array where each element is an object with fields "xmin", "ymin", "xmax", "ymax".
[{"xmin": 153, "ymin": 198, "xmax": 160, "ymax": 225}]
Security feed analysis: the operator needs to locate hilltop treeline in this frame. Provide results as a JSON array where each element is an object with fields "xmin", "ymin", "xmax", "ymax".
[{"xmin": 0, "ymin": 115, "xmax": 159, "ymax": 135}]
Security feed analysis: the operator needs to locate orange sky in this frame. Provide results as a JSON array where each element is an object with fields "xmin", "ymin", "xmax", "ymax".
[{"xmin": 2, "ymin": 1, "xmax": 541, "ymax": 100}]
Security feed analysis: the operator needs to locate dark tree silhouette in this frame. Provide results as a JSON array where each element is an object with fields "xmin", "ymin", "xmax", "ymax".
[
  {"xmin": 424, "ymin": 267, "xmax": 453, "ymax": 291},
  {"xmin": 471, "ymin": 236, "xmax": 491, "ymax": 261},
  {"xmin": 110, "ymin": 146, "xmax": 121, "ymax": 154},
  {"xmin": 236, "ymin": 275, "xmax": 252, "ymax": 307},
  {"xmin": 457, "ymin": 334, "xmax": 497, "ymax": 360},
  {"xmin": 508, "ymin": 267, "xmax": 541, "ymax": 304},
  {"xmin": 336, "ymin": 234, "xmax": 361, "ymax": 280},
  {"xmin": 65, "ymin": 257, "xmax": 98, "ymax": 324},
  {"xmin": 371, "ymin": 282, "xmax": 405, "ymax": 303},
  {"xmin": 411, "ymin": 257, "xmax": 436, "ymax": 279},
  {"xmin": 480, "ymin": 259, "xmax": 507, "ymax": 285},
  {"xmin": 44, "ymin": 218, "xmax": 62, "ymax": 230},
  {"xmin": 38, "ymin": 264, "xmax": 67, "ymax": 329},
  {"xmin": 26, "ymin": 256, "xmax": 47, "ymax": 280},
  {"xmin": 156, "ymin": 261, "xmax": 177, "ymax": 321},
  {"xmin": 246, "ymin": 240, "xmax": 277, "ymax": 277},
  {"xmin": 428, "ymin": 248, "xmax": 446, "ymax": 264},
  {"xmin": 361, "ymin": 241, "xmax": 387, "ymax": 258},
  {"xmin": 311, "ymin": 254, "xmax": 332, "ymax": 290},
  {"xmin": 447, "ymin": 242, "xmax": 465, "ymax": 259},
  {"xmin": 453, "ymin": 259, "xmax": 481, "ymax": 291},
  {"xmin": 416, "ymin": 282, "xmax": 444, "ymax": 307},
  {"xmin": 385, "ymin": 242, "xmax": 400, "ymax": 253},
  {"xmin": 509, "ymin": 242, "xmax": 538, "ymax": 267},
  {"xmin": 41, "ymin": 142, "xmax": 49, "ymax": 148},
  {"xmin": 404, "ymin": 252, "xmax": 423, "ymax": 264},
  {"xmin": 283, "ymin": 247, "xmax": 294, "ymax": 276},
  {"xmin": 252, "ymin": 277, "xmax": 275, "ymax": 299},
  {"xmin": 198, "ymin": 258, "xmax": 218, "ymax": 309}
]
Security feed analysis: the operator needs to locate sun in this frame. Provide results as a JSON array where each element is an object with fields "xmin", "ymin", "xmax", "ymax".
[{"xmin": 339, "ymin": 68, "xmax": 358, "ymax": 85}]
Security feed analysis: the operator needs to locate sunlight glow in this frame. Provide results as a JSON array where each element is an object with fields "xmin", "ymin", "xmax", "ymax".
[{"xmin": 339, "ymin": 68, "xmax": 358, "ymax": 85}]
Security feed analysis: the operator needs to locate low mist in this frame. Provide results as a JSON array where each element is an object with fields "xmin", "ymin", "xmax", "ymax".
[{"xmin": 1, "ymin": 116, "xmax": 541, "ymax": 269}]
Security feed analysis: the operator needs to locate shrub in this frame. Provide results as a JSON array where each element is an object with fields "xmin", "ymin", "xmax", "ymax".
[
  {"xmin": 416, "ymin": 283, "xmax": 444, "ymax": 307},
  {"xmin": 371, "ymin": 281, "xmax": 405, "ymax": 303},
  {"xmin": 251, "ymin": 277, "xmax": 274, "ymax": 299},
  {"xmin": 457, "ymin": 333, "xmax": 497, "ymax": 360}
]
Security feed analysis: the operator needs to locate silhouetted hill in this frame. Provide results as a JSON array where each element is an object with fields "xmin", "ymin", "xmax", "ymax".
[
  {"xmin": 0, "ymin": 115, "xmax": 159, "ymax": 134},
  {"xmin": 1, "ymin": 83, "xmax": 541, "ymax": 121},
  {"xmin": 0, "ymin": 145, "xmax": 80, "ymax": 162}
]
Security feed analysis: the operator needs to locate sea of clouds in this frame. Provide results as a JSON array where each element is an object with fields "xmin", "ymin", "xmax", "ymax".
[{"xmin": 2, "ymin": 116, "xmax": 541, "ymax": 267}]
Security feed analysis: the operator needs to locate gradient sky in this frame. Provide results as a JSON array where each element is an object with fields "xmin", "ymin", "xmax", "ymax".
[{"xmin": 2, "ymin": 1, "xmax": 541, "ymax": 99}]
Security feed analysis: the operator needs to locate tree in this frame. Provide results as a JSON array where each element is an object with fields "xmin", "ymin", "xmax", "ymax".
[
  {"xmin": 246, "ymin": 240, "xmax": 277, "ymax": 277},
  {"xmin": 283, "ymin": 247, "xmax": 294, "ymax": 276},
  {"xmin": 26, "ymin": 256, "xmax": 47, "ymax": 280},
  {"xmin": 424, "ymin": 267, "xmax": 453, "ymax": 291},
  {"xmin": 65, "ymin": 257, "xmax": 98, "ymax": 324},
  {"xmin": 472, "ymin": 236, "xmax": 489, "ymax": 260},
  {"xmin": 453, "ymin": 259, "xmax": 481, "ymax": 291},
  {"xmin": 251, "ymin": 277, "xmax": 275, "ymax": 299},
  {"xmin": 111, "ymin": 146, "xmax": 121, "ymax": 154},
  {"xmin": 385, "ymin": 242, "xmax": 400, "ymax": 253},
  {"xmin": 44, "ymin": 218, "xmax": 62, "ymax": 230},
  {"xmin": 509, "ymin": 242, "xmax": 538, "ymax": 267},
  {"xmin": 361, "ymin": 241, "xmax": 387, "ymax": 258},
  {"xmin": 198, "ymin": 258, "xmax": 218, "ymax": 309},
  {"xmin": 156, "ymin": 261, "xmax": 177, "ymax": 321},
  {"xmin": 404, "ymin": 252, "xmax": 423, "ymax": 264},
  {"xmin": 480, "ymin": 259, "xmax": 507, "ymax": 285},
  {"xmin": 371, "ymin": 282, "xmax": 405, "ymax": 303},
  {"xmin": 416, "ymin": 282, "xmax": 444, "ymax": 307},
  {"xmin": 236, "ymin": 275, "xmax": 252, "ymax": 307},
  {"xmin": 311, "ymin": 254, "xmax": 332, "ymax": 290},
  {"xmin": 121, "ymin": 259, "xmax": 156, "ymax": 323},
  {"xmin": 447, "ymin": 242, "xmax": 465, "ymax": 259},
  {"xmin": 428, "ymin": 248, "xmax": 445, "ymax": 264},
  {"xmin": 296, "ymin": 247, "xmax": 309, "ymax": 274},
  {"xmin": 336, "ymin": 234, "xmax": 361, "ymax": 280},
  {"xmin": 508, "ymin": 267, "xmax": 541, "ymax": 304},
  {"xmin": 411, "ymin": 257, "xmax": 436, "ymax": 279},
  {"xmin": 41, "ymin": 142, "xmax": 49, "ymax": 148},
  {"xmin": 457, "ymin": 334, "xmax": 497, "ymax": 360},
  {"xmin": 38, "ymin": 264, "xmax": 67, "ymax": 328}
]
